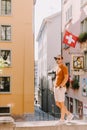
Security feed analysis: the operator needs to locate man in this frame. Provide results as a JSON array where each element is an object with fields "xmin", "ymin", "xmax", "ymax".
[{"xmin": 54, "ymin": 55, "xmax": 74, "ymax": 123}]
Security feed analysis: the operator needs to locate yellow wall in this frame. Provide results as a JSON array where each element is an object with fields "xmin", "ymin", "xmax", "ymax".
[{"xmin": 0, "ymin": 0, "xmax": 34, "ymax": 115}]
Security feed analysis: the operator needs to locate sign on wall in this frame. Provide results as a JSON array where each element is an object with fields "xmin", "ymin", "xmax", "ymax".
[{"xmin": 73, "ymin": 55, "xmax": 84, "ymax": 70}]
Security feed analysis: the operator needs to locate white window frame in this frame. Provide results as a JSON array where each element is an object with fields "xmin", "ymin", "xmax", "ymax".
[
  {"xmin": 0, "ymin": 49, "xmax": 11, "ymax": 68},
  {"xmin": 0, "ymin": 0, "xmax": 11, "ymax": 15},
  {"xmin": 0, "ymin": 106, "xmax": 10, "ymax": 115},
  {"xmin": 0, "ymin": 24, "xmax": 11, "ymax": 41},
  {"xmin": 0, "ymin": 76, "xmax": 11, "ymax": 93}
]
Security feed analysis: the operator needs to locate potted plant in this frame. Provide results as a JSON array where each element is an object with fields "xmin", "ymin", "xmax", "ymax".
[
  {"xmin": 78, "ymin": 32, "xmax": 87, "ymax": 51},
  {"xmin": 71, "ymin": 77, "xmax": 80, "ymax": 90}
]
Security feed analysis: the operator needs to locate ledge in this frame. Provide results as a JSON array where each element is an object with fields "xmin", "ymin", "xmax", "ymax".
[
  {"xmin": 15, "ymin": 120, "xmax": 87, "ymax": 130},
  {"xmin": 0, "ymin": 117, "xmax": 87, "ymax": 130},
  {"xmin": 0, "ymin": 116, "xmax": 14, "ymax": 124}
]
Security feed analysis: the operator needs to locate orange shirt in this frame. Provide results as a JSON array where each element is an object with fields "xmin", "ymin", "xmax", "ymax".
[{"xmin": 55, "ymin": 64, "xmax": 68, "ymax": 87}]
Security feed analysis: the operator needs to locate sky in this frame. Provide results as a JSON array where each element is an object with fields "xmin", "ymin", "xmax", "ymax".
[{"xmin": 34, "ymin": 0, "xmax": 61, "ymax": 60}]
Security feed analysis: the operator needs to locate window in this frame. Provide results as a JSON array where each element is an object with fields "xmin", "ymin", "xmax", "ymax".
[
  {"xmin": 0, "ymin": 107, "xmax": 10, "ymax": 115},
  {"xmin": 0, "ymin": 50, "xmax": 11, "ymax": 67},
  {"xmin": 66, "ymin": 5, "xmax": 72, "ymax": 23},
  {"xmin": 81, "ymin": 19, "xmax": 87, "ymax": 32},
  {"xmin": 0, "ymin": 0, "xmax": 11, "ymax": 15},
  {"xmin": 0, "ymin": 25, "xmax": 11, "ymax": 41},
  {"xmin": 84, "ymin": 51, "xmax": 87, "ymax": 70},
  {"xmin": 0, "ymin": 76, "xmax": 10, "ymax": 93}
]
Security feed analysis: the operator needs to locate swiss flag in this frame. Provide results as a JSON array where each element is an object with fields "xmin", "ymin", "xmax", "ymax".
[{"xmin": 63, "ymin": 31, "xmax": 78, "ymax": 48}]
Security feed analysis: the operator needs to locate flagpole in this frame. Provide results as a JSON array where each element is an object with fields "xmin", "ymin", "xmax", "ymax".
[{"xmin": 61, "ymin": 0, "xmax": 63, "ymax": 56}]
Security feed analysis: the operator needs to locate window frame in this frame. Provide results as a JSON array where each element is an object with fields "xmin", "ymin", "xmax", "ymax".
[
  {"xmin": 0, "ymin": 24, "xmax": 12, "ymax": 42},
  {"xmin": 0, "ymin": 76, "xmax": 11, "ymax": 93},
  {"xmin": 0, "ymin": 106, "xmax": 10, "ymax": 115},
  {"xmin": 0, "ymin": 0, "xmax": 11, "ymax": 15},
  {"xmin": 0, "ymin": 49, "xmax": 11, "ymax": 68}
]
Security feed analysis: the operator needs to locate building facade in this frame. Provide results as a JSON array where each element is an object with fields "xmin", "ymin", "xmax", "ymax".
[
  {"xmin": 62, "ymin": 0, "xmax": 87, "ymax": 119},
  {"xmin": 37, "ymin": 12, "xmax": 61, "ymax": 114},
  {"xmin": 0, "ymin": 0, "xmax": 34, "ymax": 115}
]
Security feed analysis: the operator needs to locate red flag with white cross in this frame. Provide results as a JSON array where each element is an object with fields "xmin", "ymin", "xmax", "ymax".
[{"xmin": 63, "ymin": 30, "xmax": 78, "ymax": 48}]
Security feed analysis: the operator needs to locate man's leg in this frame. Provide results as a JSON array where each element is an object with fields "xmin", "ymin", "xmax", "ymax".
[
  {"xmin": 55, "ymin": 101, "xmax": 61, "ymax": 109},
  {"xmin": 59, "ymin": 102, "xmax": 66, "ymax": 120},
  {"xmin": 60, "ymin": 102, "xmax": 71, "ymax": 119}
]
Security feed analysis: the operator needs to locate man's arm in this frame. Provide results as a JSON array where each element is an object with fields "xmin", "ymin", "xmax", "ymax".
[
  {"xmin": 60, "ymin": 74, "xmax": 68, "ymax": 87},
  {"xmin": 60, "ymin": 66, "xmax": 68, "ymax": 87}
]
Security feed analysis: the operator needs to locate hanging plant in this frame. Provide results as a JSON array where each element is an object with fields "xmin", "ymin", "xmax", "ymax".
[
  {"xmin": 78, "ymin": 32, "xmax": 87, "ymax": 43},
  {"xmin": 71, "ymin": 78, "xmax": 80, "ymax": 90}
]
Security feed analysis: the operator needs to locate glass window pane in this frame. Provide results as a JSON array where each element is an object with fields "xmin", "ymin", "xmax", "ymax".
[
  {"xmin": 7, "ymin": 0, "xmax": 11, "ymax": 14},
  {"xmin": 1, "ymin": 0, "xmax": 5, "ymax": 15},
  {"xmin": 1, "ymin": 26, "xmax": 5, "ymax": 40},
  {"xmin": 6, "ymin": 26, "xmax": 11, "ymax": 40}
]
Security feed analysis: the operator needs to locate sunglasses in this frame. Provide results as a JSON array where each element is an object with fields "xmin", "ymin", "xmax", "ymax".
[
  {"xmin": 57, "ymin": 58, "xmax": 61, "ymax": 60},
  {"xmin": 54, "ymin": 57, "xmax": 63, "ymax": 60}
]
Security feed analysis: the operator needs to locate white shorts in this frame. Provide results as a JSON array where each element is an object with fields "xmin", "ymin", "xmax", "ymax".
[{"xmin": 54, "ymin": 87, "xmax": 66, "ymax": 102}]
